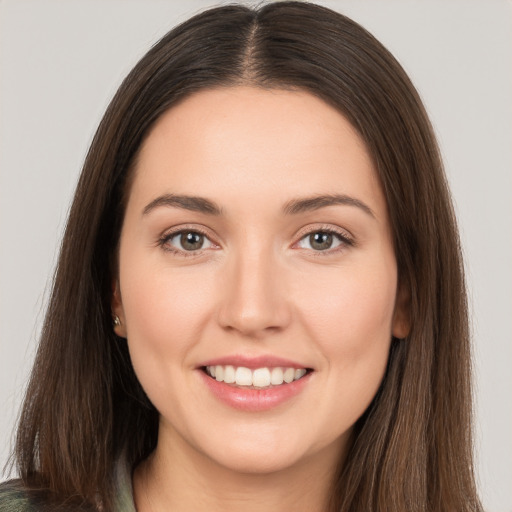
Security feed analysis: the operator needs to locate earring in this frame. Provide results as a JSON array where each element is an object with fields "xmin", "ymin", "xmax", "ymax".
[{"xmin": 113, "ymin": 315, "xmax": 121, "ymax": 327}]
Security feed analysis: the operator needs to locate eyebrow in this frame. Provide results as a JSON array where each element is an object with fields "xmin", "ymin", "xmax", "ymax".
[
  {"xmin": 283, "ymin": 194, "xmax": 375, "ymax": 217},
  {"xmin": 142, "ymin": 193, "xmax": 374, "ymax": 218},
  {"xmin": 143, "ymin": 194, "xmax": 223, "ymax": 216}
]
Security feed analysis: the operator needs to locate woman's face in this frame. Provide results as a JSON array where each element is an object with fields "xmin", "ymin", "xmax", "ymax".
[{"xmin": 114, "ymin": 86, "xmax": 409, "ymax": 475}]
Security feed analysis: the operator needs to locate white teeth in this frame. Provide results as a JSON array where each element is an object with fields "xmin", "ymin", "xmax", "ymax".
[
  {"xmin": 205, "ymin": 365, "xmax": 308, "ymax": 388},
  {"xmin": 252, "ymin": 368, "xmax": 271, "ymax": 388},
  {"xmin": 295, "ymin": 368, "xmax": 307, "ymax": 380},
  {"xmin": 270, "ymin": 367, "xmax": 284, "ymax": 385},
  {"xmin": 223, "ymin": 365, "xmax": 235, "ymax": 384},
  {"xmin": 235, "ymin": 367, "xmax": 253, "ymax": 386},
  {"xmin": 283, "ymin": 367, "xmax": 295, "ymax": 383}
]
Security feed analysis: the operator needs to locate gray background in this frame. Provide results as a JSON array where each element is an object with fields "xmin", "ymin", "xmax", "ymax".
[{"xmin": 1, "ymin": 1, "xmax": 511, "ymax": 510}]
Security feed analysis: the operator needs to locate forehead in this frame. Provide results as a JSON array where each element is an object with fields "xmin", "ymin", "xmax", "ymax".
[{"xmin": 129, "ymin": 86, "xmax": 386, "ymax": 218}]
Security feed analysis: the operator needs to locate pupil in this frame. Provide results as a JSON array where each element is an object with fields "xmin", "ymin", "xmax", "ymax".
[
  {"xmin": 181, "ymin": 232, "xmax": 203, "ymax": 250},
  {"xmin": 310, "ymin": 232, "xmax": 332, "ymax": 250}
]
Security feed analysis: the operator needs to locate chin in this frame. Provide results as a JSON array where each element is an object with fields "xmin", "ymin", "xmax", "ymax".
[
  {"xmin": 185, "ymin": 425, "xmax": 306, "ymax": 475},
  {"xmin": 196, "ymin": 426, "xmax": 345, "ymax": 477},
  {"xmin": 211, "ymin": 446, "xmax": 305, "ymax": 475}
]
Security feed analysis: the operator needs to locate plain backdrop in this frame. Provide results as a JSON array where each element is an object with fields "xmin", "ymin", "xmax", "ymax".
[{"xmin": 1, "ymin": 1, "xmax": 511, "ymax": 510}]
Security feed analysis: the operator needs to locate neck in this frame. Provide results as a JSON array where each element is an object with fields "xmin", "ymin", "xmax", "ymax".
[{"xmin": 133, "ymin": 428, "xmax": 345, "ymax": 512}]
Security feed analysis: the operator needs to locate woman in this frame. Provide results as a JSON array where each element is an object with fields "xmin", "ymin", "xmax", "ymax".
[{"xmin": 0, "ymin": 2, "xmax": 482, "ymax": 511}]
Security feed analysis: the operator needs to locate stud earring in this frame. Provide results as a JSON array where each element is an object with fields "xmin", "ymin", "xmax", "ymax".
[{"xmin": 113, "ymin": 315, "xmax": 121, "ymax": 327}]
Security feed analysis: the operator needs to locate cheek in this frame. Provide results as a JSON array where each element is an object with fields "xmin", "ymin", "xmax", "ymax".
[
  {"xmin": 293, "ymin": 260, "xmax": 397, "ymax": 436},
  {"xmin": 119, "ymin": 259, "xmax": 222, "ymax": 423},
  {"xmin": 294, "ymin": 258, "xmax": 397, "ymax": 362},
  {"xmin": 292, "ymin": 257, "xmax": 396, "ymax": 392},
  {"xmin": 119, "ymin": 257, "xmax": 218, "ymax": 368}
]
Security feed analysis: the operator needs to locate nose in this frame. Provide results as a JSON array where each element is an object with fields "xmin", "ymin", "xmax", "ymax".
[{"xmin": 216, "ymin": 246, "xmax": 292, "ymax": 338}]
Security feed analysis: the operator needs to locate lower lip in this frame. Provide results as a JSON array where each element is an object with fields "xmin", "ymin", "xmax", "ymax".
[{"xmin": 198, "ymin": 370, "xmax": 312, "ymax": 412}]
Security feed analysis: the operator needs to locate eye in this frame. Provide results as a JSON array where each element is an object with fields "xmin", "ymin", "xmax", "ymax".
[
  {"xmin": 296, "ymin": 230, "xmax": 350, "ymax": 252},
  {"xmin": 162, "ymin": 230, "xmax": 214, "ymax": 252}
]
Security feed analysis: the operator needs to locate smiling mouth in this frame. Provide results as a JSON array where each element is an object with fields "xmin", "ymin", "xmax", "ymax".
[{"xmin": 203, "ymin": 365, "xmax": 312, "ymax": 389}]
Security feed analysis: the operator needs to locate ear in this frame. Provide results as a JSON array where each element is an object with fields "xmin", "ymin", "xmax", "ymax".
[
  {"xmin": 111, "ymin": 280, "xmax": 127, "ymax": 338},
  {"xmin": 392, "ymin": 281, "xmax": 411, "ymax": 340}
]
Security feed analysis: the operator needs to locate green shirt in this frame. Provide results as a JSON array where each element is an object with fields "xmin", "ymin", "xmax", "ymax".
[{"xmin": 0, "ymin": 458, "xmax": 136, "ymax": 512}]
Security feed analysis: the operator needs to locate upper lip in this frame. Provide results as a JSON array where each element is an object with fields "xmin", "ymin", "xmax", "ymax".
[{"xmin": 198, "ymin": 354, "xmax": 312, "ymax": 370}]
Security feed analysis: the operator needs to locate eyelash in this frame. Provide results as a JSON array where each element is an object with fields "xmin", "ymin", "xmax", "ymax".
[
  {"xmin": 294, "ymin": 225, "xmax": 355, "ymax": 256},
  {"xmin": 158, "ymin": 226, "xmax": 216, "ymax": 258},
  {"xmin": 158, "ymin": 225, "xmax": 355, "ymax": 257}
]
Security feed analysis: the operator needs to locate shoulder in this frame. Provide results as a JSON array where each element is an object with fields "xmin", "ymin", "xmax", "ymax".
[
  {"xmin": 0, "ymin": 480, "xmax": 37, "ymax": 512},
  {"xmin": 0, "ymin": 455, "xmax": 134, "ymax": 512},
  {"xmin": 0, "ymin": 480, "xmax": 95, "ymax": 512}
]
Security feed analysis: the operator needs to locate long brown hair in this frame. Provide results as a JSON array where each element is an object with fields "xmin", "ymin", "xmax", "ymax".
[{"xmin": 13, "ymin": 2, "xmax": 481, "ymax": 510}]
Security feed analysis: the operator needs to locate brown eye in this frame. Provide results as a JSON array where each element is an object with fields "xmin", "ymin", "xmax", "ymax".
[
  {"xmin": 165, "ymin": 230, "xmax": 213, "ymax": 252},
  {"xmin": 297, "ymin": 230, "xmax": 347, "ymax": 252},
  {"xmin": 309, "ymin": 232, "xmax": 333, "ymax": 251},
  {"xmin": 180, "ymin": 232, "xmax": 204, "ymax": 251}
]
